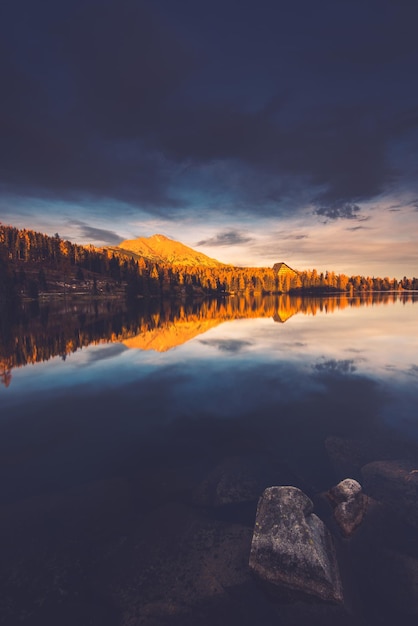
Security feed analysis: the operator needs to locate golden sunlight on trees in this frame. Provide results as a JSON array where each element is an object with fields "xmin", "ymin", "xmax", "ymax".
[
  {"xmin": 0, "ymin": 224, "xmax": 417, "ymax": 302},
  {"xmin": 1, "ymin": 291, "xmax": 415, "ymax": 386}
]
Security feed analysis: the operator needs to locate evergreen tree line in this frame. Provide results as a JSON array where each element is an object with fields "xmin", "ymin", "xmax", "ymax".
[
  {"xmin": 2, "ymin": 291, "xmax": 415, "ymax": 388},
  {"xmin": 1, "ymin": 223, "xmax": 417, "ymax": 301}
]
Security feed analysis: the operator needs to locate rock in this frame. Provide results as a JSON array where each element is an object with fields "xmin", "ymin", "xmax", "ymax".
[
  {"xmin": 193, "ymin": 456, "xmax": 261, "ymax": 507},
  {"xmin": 328, "ymin": 478, "xmax": 362, "ymax": 504},
  {"xmin": 333, "ymin": 495, "xmax": 368, "ymax": 538},
  {"xmin": 325, "ymin": 436, "xmax": 367, "ymax": 479},
  {"xmin": 381, "ymin": 549, "xmax": 418, "ymax": 616},
  {"xmin": 361, "ymin": 459, "xmax": 418, "ymax": 529},
  {"xmin": 109, "ymin": 502, "xmax": 254, "ymax": 624},
  {"xmin": 327, "ymin": 479, "xmax": 368, "ymax": 537},
  {"xmin": 365, "ymin": 549, "xmax": 418, "ymax": 617},
  {"xmin": 192, "ymin": 454, "xmax": 304, "ymax": 508},
  {"xmin": 249, "ymin": 486, "xmax": 343, "ymax": 604},
  {"xmin": 325, "ymin": 436, "xmax": 401, "ymax": 481}
]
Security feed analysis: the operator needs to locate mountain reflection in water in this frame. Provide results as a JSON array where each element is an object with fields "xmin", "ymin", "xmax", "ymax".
[
  {"xmin": 1, "ymin": 291, "xmax": 416, "ymax": 386},
  {"xmin": 0, "ymin": 293, "xmax": 418, "ymax": 626}
]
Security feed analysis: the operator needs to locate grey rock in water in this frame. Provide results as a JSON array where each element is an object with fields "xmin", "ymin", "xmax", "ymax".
[
  {"xmin": 328, "ymin": 478, "xmax": 368, "ymax": 537},
  {"xmin": 249, "ymin": 486, "xmax": 343, "ymax": 604}
]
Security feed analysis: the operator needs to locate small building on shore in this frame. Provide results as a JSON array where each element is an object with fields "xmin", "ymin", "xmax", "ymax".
[
  {"xmin": 272, "ymin": 262, "xmax": 298, "ymax": 278},
  {"xmin": 272, "ymin": 262, "xmax": 300, "ymax": 292}
]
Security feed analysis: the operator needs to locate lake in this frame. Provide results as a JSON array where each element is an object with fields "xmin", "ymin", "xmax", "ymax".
[{"xmin": 1, "ymin": 293, "xmax": 417, "ymax": 625}]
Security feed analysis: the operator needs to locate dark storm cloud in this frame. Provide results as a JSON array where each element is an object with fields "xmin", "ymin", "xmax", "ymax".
[
  {"xmin": 274, "ymin": 231, "xmax": 309, "ymax": 241},
  {"xmin": 1, "ymin": 0, "xmax": 418, "ymax": 218},
  {"xmin": 314, "ymin": 203, "xmax": 368, "ymax": 222},
  {"xmin": 199, "ymin": 339, "xmax": 253, "ymax": 353},
  {"xmin": 81, "ymin": 344, "xmax": 128, "ymax": 365},
  {"xmin": 392, "ymin": 198, "xmax": 418, "ymax": 212},
  {"xmin": 59, "ymin": 0, "xmax": 195, "ymax": 138},
  {"xmin": 346, "ymin": 225, "xmax": 371, "ymax": 232},
  {"xmin": 313, "ymin": 359, "xmax": 357, "ymax": 375},
  {"xmin": 0, "ymin": 0, "xmax": 191, "ymax": 210},
  {"xmin": 196, "ymin": 231, "xmax": 254, "ymax": 247},
  {"xmin": 69, "ymin": 220, "xmax": 123, "ymax": 245}
]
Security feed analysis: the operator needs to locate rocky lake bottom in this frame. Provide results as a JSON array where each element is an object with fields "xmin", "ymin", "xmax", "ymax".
[{"xmin": 0, "ymin": 293, "xmax": 417, "ymax": 625}]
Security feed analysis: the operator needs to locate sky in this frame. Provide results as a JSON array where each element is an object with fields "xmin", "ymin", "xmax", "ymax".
[{"xmin": 1, "ymin": 0, "xmax": 418, "ymax": 277}]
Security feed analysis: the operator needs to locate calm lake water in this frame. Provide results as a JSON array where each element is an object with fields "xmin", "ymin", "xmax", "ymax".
[{"xmin": 1, "ymin": 293, "xmax": 417, "ymax": 625}]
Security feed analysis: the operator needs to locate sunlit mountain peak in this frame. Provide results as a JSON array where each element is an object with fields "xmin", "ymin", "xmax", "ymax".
[{"xmin": 111, "ymin": 234, "xmax": 226, "ymax": 267}]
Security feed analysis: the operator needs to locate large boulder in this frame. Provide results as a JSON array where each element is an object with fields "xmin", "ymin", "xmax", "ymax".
[
  {"xmin": 249, "ymin": 486, "xmax": 343, "ymax": 604},
  {"xmin": 327, "ymin": 479, "xmax": 368, "ymax": 537}
]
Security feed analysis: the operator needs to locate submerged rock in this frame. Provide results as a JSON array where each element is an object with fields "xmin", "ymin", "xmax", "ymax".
[
  {"xmin": 325, "ymin": 436, "xmax": 399, "ymax": 481},
  {"xmin": 193, "ymin": 456, "xmax": 261, "ymax": 507},
  {"xmin": 372, "ymin": 549, "xmax": 418, "ymax": 616},
  {"xmin": 192, "ymin": 454, "xmax": 305, "ymax": 509},
  {"xmin": 110, "ymin": 502, "xmax": 253, "ymax": 624},
  {"xmin": 249, "ymin": 486, "xmax": 343, "ymax": 604},
  {"xmin": 325, "ymin": 436, "xmax": 367, "ymax": 479},
  {"xmin": 361, "ymin": 459, "xmax": 418, "ymax": 529},
  {"xmin": 327, "ymin": 479, "xmax": 368, "ymax": 537}
]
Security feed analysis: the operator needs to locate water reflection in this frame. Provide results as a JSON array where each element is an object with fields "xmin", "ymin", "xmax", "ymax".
[
  {"xmin": 1, "ymin": 291, "xmax": 416, "ymax": 387},
  {"xmin": 0, "ymin": 293, "xmax": 418, "ymax": 625}
]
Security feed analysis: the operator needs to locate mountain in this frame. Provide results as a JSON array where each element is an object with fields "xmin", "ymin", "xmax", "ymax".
[
  {"xmin": 108, "ymin": 234, "xmax": 225, "ymax": 267},
  {"xmin": 122, "ymin": 318, "xmax": 224, "ymax": 352}
]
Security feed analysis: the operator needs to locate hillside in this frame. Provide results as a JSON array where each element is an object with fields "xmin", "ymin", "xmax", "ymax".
[
  {"xmin": 1, "ymin": 224, "xmax": 415, "ymax": 303},
  {"xmin": 109, "ymin": 234, "xmax": 226, "ymax": 268}
]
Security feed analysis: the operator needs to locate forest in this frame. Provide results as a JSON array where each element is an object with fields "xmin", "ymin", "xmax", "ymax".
[{"xmin": 1, "ymin": 223, "xmax": 417, "ymax": 303}]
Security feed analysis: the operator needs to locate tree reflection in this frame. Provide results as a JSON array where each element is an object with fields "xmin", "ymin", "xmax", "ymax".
[{"xmin": 1, "ymin": 292, "xmax": 416, "ymax": 386}]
